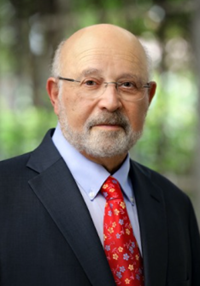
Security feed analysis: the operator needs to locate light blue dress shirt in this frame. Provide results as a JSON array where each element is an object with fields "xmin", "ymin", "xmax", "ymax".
[{"xmin": 52, "ymin": 124, "xmax": 142, "ymax": 252}]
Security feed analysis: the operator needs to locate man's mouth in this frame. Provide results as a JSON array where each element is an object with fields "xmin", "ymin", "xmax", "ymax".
[{"xmin": 91, "ymin": 123, "xmax": 123, "ymax": 130}]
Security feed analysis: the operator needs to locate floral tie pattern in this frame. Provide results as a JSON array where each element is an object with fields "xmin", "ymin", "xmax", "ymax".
[{"xmin": 101, "ymin": 176, "xmax": 144, "ymax": 286}]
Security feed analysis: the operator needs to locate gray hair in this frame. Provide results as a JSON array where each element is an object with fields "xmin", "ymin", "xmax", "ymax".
[{"xmin": 51, "ymin": 40, "xmax": 65, "ymax": 77}]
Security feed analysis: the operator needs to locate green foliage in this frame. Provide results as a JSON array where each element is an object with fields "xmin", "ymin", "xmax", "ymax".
[
  {"xmin": 0, "ymin": 0, "xmax": 199, "ymax": 184},
  {"xmin": 131, "ymin": 71, "xmax": 197, "ymax": 174},
  {"xmin": 0, "ymin": 108, "xmax": 57, "ymax": 160}
]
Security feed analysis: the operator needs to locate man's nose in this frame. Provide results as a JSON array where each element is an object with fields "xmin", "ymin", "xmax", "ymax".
[{"xmin": 97, "ymin": 83, "xmax": 122, "ymax": 112}]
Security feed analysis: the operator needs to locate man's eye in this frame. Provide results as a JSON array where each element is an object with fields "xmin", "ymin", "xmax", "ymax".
[
  {"xmin": 84, "ymin": 80, "xmax": 97, "ymax": 86},
  {"xmin": 121, "ymin": 81, "xmax": 137, "ymax": 88}
]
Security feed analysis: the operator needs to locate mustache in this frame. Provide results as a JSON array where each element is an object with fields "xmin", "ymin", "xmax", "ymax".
[{"xmin": 86, "ymin": 111, "xmax": 130, "ymax": 130}]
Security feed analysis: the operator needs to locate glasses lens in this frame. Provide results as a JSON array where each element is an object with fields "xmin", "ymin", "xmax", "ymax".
[{"xmin": 70, "ymin": 77, "xmax": 149, "ymax": 102}]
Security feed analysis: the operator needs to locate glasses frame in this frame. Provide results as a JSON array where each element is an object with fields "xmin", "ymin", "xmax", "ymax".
[
  {"xmin": 58, "ymin": 76, "xmax": 151, "ymax": 89},
  {"xmin": 57, "ymin": 76, "xmax": 151, "ymax": 102},
  {"xmin": 58, "ymin": 76, "xmax": 81, "ymax": 83}
]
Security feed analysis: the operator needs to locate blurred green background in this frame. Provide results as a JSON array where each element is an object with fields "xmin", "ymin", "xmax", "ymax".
[{"xmin": 0, "ymin": 0, "xmax": 200, "ymax": 224}]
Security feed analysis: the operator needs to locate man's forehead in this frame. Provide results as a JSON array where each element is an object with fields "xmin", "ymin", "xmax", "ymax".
[{"xmin": 59, "ymin": 24, "xmax": 148, "ymax": 76}]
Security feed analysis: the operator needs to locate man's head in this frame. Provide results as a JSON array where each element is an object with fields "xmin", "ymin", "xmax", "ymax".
[{"xmin": 46, "ymin": 24, "xmax": 156, "ymax": 171}]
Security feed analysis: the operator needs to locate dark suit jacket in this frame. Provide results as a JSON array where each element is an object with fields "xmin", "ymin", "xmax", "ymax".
[{"xmin": 0, "ymin": 129, "xmax": 200, "ymax": 286}]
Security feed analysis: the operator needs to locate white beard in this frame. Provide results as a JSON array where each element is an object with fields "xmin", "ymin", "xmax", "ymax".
[{"xmin": 58, "ymin": 100, "xmax": 144, "ymax": 158}]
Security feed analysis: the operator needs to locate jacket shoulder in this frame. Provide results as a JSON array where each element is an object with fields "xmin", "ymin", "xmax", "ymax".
[
  {"xmin": 0, "ymin": 129, "xmax": 58, "ymax": 181},
  {"xmin": 0, "ymin": 152, "xmax": 32, "ymax": 172},
  {"xmin": 130, "ymin": 159, "xmax": 189, "ymax": 201}
]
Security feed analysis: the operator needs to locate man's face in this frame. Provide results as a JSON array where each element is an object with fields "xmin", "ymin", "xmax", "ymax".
[{"xmin": 48, "ymin": 25, "xmax": 156, "ymax": 162}]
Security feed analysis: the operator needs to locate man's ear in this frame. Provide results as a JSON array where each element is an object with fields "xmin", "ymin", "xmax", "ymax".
[
  {"xmin": 148, "ymin": 81, "xmax": 157, "ymax": 105},
  {"xmin": 46, "ymin": 77, "xmax": 60, "ymax": 115}
]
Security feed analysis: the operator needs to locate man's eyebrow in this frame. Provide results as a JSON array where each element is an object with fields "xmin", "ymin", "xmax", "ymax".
[
  {"xmin": 80, "ymin": 68, "xmax": 102, "ymax": 77},
  {"xmin": 79, "ymin": 69, "xmax": 142, "ymax": 81},
  {"xmin": 118, "ymin": 74, "xmax": 140, "ymax": 80}
]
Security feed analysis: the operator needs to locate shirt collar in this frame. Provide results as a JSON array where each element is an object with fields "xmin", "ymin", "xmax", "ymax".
[{"xmin": 52, "ymin": 124, "xmax": 132, "ymax": 201}]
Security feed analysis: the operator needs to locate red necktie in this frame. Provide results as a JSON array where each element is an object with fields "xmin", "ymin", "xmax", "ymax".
[{"xmin": 101, "ymin": 176, "xmax": 144, "ymax": 286}]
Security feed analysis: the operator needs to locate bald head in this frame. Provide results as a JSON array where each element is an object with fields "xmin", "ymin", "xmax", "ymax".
[{"xmin": 52, "ymin": 24, "xmax": 150, "ymax": 80}]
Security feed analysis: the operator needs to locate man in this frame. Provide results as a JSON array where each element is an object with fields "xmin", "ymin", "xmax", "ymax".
[{"xmin": 0, "ymin": 24, "xmax": 199, "ymax": 286}]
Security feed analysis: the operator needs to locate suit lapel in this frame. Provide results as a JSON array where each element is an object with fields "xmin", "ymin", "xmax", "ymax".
[
  {"xmin": 27, "ymin": 130, "xmax": 168, "ymax": 286},
  {"xmin": 27, "ymin": 130, "xmax": 115, "ymax": 286},
  {"xmin": 130, "ymin": 161, "xmax": 168, "ymax": 286}
]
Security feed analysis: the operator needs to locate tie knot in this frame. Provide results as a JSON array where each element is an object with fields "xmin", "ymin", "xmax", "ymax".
[{"xmin": 101, "ymin": 176, "xmax": 123, "ymax": 201}]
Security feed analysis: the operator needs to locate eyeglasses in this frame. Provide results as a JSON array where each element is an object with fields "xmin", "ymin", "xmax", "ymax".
[{"xmin": 58, "ymin": 76, "xmax": 151, "ymax": 102}]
